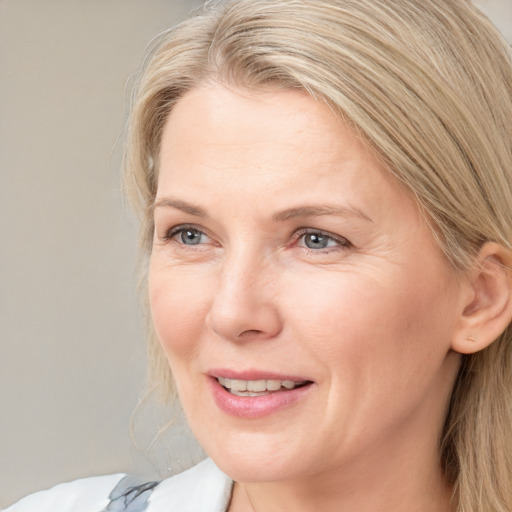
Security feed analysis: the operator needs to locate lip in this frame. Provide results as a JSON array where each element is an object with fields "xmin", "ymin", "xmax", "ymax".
[{"xmin": 207, "ymin": 370, "xmax": 315, "ymax": 419}]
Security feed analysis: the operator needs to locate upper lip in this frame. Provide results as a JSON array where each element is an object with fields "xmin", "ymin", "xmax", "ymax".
[{"xmin": 208, "ymin": 368, "xmax": 313, "ymax": 382}]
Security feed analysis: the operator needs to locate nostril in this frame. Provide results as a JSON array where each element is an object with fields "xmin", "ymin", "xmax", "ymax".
[{"xmin": 236, "ymin": 329, "xmax": 264, "ymax": 339}]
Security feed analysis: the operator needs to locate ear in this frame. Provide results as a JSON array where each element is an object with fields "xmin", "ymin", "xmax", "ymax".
[{"xmin": 451, "ymin": 242, "xmax": 512, "ymax": 355}]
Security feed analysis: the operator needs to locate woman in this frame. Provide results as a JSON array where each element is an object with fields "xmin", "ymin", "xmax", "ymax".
[{"xmin": 6, "ymin": 0, "xmax": 512, "ymax": 511}]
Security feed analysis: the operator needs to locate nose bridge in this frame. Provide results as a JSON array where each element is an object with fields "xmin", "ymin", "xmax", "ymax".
[
  {"xmin": 224, "ymin": 242, "xmax": 269, "ymax": 293},
  {"xmin": 206, "ymin": 242, "xmax": 282, "ymax": 341}
]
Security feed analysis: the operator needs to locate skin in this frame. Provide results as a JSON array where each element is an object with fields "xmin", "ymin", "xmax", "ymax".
[{"xmin": 149, "ymin": 84, "xmax": 468, "ymax": 511}]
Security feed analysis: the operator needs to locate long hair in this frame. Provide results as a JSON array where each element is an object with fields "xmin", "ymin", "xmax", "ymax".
[{"xmin": 123, "ymin": 1, "xmax": 512, "ymax": 510}]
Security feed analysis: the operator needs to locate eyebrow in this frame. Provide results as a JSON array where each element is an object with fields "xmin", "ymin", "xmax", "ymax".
[
  {"xmin": 152, "ymin": 198, "xmax": 207, "ymax": 217},
  {"xmin": 272, "ymin": 205, "xmax": 373, "ymax": 223},
  {"xmin": 153, "ymin": 197, "xmax": 372, "ymax": 223}
]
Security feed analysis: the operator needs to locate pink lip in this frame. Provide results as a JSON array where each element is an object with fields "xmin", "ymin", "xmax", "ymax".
[{"xmin": 207, "ymin": 371, "xmax": 315, "ymax": 419}]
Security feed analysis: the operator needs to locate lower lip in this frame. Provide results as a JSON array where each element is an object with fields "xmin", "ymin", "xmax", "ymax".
[{"xmin": 208, "ymin": 377, "xmax": 314, "ymax": 419}]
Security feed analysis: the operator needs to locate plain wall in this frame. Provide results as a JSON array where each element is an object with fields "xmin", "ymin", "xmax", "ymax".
[
  {"xmin": 0, "ymin": 1, "xmax": 202, "ymax": 507},
  {"xmin": 0, "ymin": 0, "xmax": 511, "ymax": 508}
]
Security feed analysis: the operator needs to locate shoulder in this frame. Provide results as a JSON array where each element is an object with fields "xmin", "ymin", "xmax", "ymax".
[
  {"xmin": 3, "ymin": 473, "xmax": 126, "ymax": 512},
  {"xmin": 3, "ymin": 459, "xmax": 233, "ymax": 512},
  {"xmin": 147, "ymin": 457, "xmax": 233, "ymax": 511}
]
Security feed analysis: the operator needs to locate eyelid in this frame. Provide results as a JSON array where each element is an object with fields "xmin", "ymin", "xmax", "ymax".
[
  {"xmin": 294, "ymin": 227, "xmax": 352, "ymax": 249},
  {"xmin": 157, "ymin": 224, "xmax": 351, "ymax": 250},
  {"xmin": 160, "ymin": 223, "xmax": 211, "ymax": 244},
  {"xmin": 164, "ymin": 223, "xmax": 202, "ymax": 237}
]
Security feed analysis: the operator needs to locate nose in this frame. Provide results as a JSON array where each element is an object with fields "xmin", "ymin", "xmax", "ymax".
[{"xmin": 205, "ymin": 253, "xmax": 283, "ymax": 342}]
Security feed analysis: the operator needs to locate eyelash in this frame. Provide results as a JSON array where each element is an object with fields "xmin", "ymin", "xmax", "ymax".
[
  {"xmin": 160, "ymin": 224, "xmax": 351, "ymax": 252},
  {"xmin": 162, "ymin": 224, "xmax": 211, "ymax": 245},
  {"xmin": 294, "ymin": 228, "xmax": 352, "ymax": 252}
]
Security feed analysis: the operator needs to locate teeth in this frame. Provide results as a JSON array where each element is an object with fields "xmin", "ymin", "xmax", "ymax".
[
  {"xmin": 230, "ymin": 390, "xmax": 270, "ymax": 397},
  {"xmin": 230, "ymin": 379, "xmax": 247, "ymax": 392},
  {"xmin": 217, "ymin": 377, "xmax": 307, "ymax": 394},
  {"xmin": 247, "ymin": 380, "xmax": 266, "ymax": 392},
  {"xmin": 266, "ymin": 380, "xmax": 282, "ymax": 391}
]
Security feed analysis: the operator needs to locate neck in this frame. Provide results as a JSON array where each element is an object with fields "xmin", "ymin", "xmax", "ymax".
[{"xmin": 231, "ymin": 456, "xmax": 453, "ymax": 512}]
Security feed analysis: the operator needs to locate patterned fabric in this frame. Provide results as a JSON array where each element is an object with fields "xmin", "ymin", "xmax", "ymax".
[
  {"xmin": 103, "ymin": 476, "xmax": 159, "ymax": 512},
  {"xmin": 3, "ymin": 458, "xmax": 233, "ymax": 512}
]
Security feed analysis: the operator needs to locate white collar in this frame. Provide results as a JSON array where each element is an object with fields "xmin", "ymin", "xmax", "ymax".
[{"xmin": 147, "ymin": 458, "xmax": 233, "ymax": 512}]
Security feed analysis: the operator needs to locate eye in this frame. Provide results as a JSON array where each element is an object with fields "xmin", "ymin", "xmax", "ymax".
[
  {"xmin": 178, "ymin": 228, "xmax": 206, "ymax": 245},
  {"xmin": 166, "ymin": 226, "xmax": 210, "ymax": 246},
  {"xmin": 296, "ymin": 229, "xmax": 350, "ymax": 251}
]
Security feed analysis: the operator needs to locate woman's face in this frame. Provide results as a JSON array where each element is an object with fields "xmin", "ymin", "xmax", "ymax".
[{"xmin": 150, "ymin": 85, "xmax": 463, "ymax": 484}]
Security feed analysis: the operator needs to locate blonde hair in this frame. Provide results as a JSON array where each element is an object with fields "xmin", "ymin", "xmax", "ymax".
[{"xmin": 124, "ymin": 1, "xmax": 512, "ymax": 510}]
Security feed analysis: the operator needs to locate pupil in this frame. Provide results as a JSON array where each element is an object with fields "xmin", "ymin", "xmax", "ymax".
[
  {"xmin": 182, "ymin": 229, "xmax": 201, "ymax": 245},
  {"xmin": 306, "ymin": 233, "xmax": 327, "ymax": 249}
]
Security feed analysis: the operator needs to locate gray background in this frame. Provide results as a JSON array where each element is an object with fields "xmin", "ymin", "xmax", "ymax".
[{"xmin": 0, "ymin": 0, "xmax": 511, "ymax": 507}]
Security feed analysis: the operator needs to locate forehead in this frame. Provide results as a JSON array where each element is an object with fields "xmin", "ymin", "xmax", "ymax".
[
  {"xmin": 164, "ymin": 85, "xmax": 339, "ymax": 140},
  {"xmin": 162, "ymin": 86, "xmax": 375, "ymax": 175},
  {"xmin": 157, "ymin": 84, "xmax": 416, "ymax": 221}
]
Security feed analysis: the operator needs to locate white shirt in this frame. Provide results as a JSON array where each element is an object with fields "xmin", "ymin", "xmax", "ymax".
[{"xmin": 3, "ymin": 458, "xmax": 233, "ymax": 512}]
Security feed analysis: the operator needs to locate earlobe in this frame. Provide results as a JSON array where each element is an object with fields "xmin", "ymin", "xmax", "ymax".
[{"xmin": 451, "ymin": 242, "xmax": 512, "ymax": 355}]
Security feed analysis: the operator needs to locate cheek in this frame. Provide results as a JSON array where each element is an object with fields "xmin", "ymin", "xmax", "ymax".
[
  {"xmin": 293, "ymin": 272, "xmax": 458, "ymax": 448},
  {"xmin": 148, "ymin": 263, "xmax": 210, "ymax": 363},
  {"xmin": 285, "ymin": 264, "xmax": 457, "ymax": 384}
]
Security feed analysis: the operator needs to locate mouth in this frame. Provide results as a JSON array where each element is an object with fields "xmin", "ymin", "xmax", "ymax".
[
  {"xmin": 216, "ymin": 376, "xmax": 311, "ymax": 397},
  {"xmin": 209, "ymin": 372, "xmax": 315, "ymax": 418}
]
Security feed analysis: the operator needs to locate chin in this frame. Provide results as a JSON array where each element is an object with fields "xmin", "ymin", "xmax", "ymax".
[
  {"xmin": 197, "ymin": 430, "xmax": 309, "ymax": 483},
  {"xmin": 212, "ymin": 454, "xmax": 292, "ymax": 483}
]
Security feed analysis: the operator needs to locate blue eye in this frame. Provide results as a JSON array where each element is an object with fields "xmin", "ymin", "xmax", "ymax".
[
  {"xmin": 167, "ymin": 227, "xmax": 209, "ymax": 245},
  {"xmin": 179, "ymin": 229, "xmax": 204, "ymax": 245},
  {"xmin": 297, "ymin": 230, "xmax": 349, "ymax": 250},
  {"xmin": 303, "ymin": 233, "xmax": 331, "ymax": 249}
]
